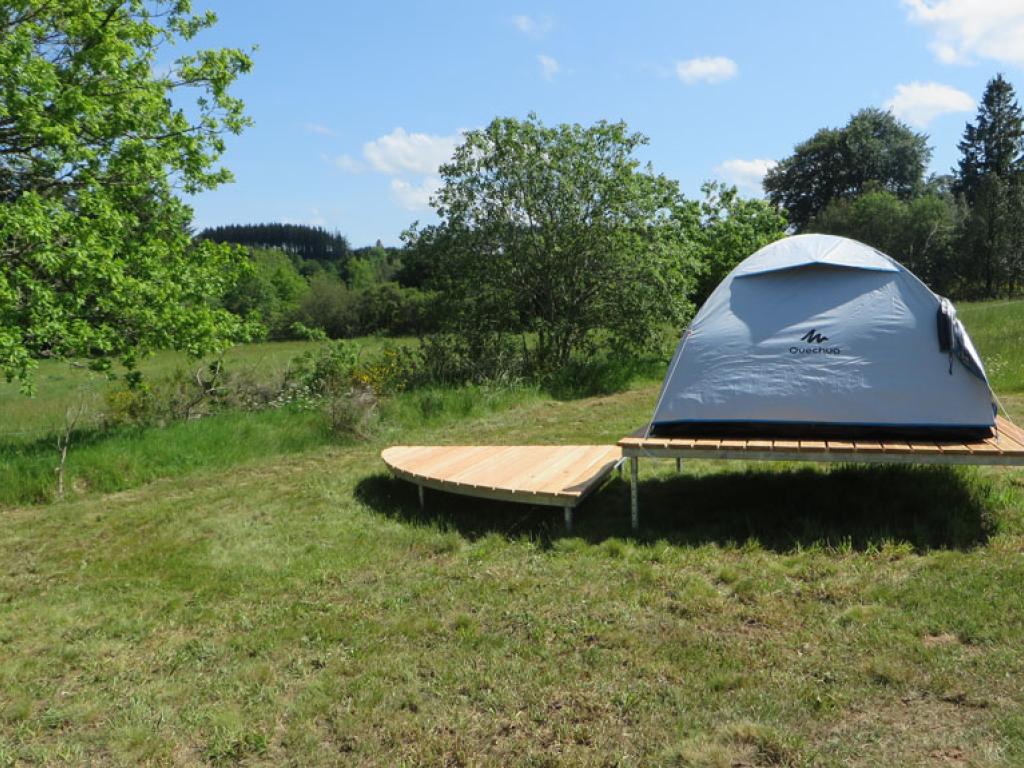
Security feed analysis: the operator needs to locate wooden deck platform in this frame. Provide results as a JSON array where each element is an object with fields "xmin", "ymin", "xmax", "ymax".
[
  {"xmin": 618, "ymin": 416, "xmax": 1024, "ymax": 529},
  {"xmin": 381, "ymin": 420, "xmax": 1024, "ymax": 534},
  {"xmin": 381, "ymin": 445, "xmax": 623, "ymax": 530},
  {"xmin": 618, "ymin": 416, "xmax": 1024, "ymax": 465}
]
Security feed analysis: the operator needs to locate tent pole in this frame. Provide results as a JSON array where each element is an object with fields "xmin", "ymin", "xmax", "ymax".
[
  {"xmin": 418, "ymin": 484, "xmax": 425, "ymax": 510},
  {"xmin": 564, "ymin": 506, "xmax": 573, "ymax": 533},
  {"xmin": 675, "ymin": 457, "xmax": 681, "ymax": 473},
  {"xmin": 630, "ymin": 457, "xmax": 639, "ymax": 531}
]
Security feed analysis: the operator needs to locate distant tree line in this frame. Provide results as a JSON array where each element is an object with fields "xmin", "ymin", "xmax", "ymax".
[
  {"xmin": 199, "ymin": 223, "xmax": 351, "ymax": 269},
  {"xmin": 204, "ymin": 116, "xmax": 788, "ymax": 370},
  {"xmin": 199, "ymin": 226, "xmax": 435, "ymax": 341},
  {"xmin": 764, "ymin": 74, "xmax": 1024, "ymax": 300}
]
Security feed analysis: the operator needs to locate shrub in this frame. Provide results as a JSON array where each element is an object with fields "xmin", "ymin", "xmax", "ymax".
[
  {"xmin": 323, "ymin": 384, "xmax": 378, "ymax": 438},
  {"xmin": 415, "ymin": 333, "xmax": 526, "ymax": 387},
  {"xmin": 285, "ymin": 341, "xmax": 358, "ymax": 399},
  {"xmin": 105, "ymin": 360, "xmax": 289, "ymax": 428},
  {"xmin": 291, "ymin": 273, "xmax": 359, "ymax": 338},
  {"xmin": 351, "ymin": 344, "xmax": 418, "ymax": 394},
  {"xmin": 282, "ymin": 341, "xmax": 379, "ymax": 438}
]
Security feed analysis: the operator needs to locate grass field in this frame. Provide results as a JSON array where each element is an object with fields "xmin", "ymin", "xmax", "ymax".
[
  {"xmin": 0, "ymin": 338, "xmax": 416, "ymax": 441},
  {"xmin": 0, "ymin": 302, "xmax": 1022, "ymax": 765}
]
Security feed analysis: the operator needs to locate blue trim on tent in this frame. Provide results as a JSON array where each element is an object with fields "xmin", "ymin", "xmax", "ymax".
[{"xmin": 651, "ymin": 417, "xmax": 994, "ymax": 429}]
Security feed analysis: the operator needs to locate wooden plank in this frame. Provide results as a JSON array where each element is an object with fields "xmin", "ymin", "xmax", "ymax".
[
  {"xmin": 382, "ymin": 445, "xmax": 439, "ymax": 467},
  {"xmin": 410, "ymin": 446, "xmax": 495, "ymax": 479},
  {"xmin": 992, "ymin": 419, "xmax": 1024, "ymax": 454},
  {"xmin": 798, "ymin": 439, "xmax": 828, "ymax": 453},
  {"xmin": 984, "ymin": 436, "xmax": 1006, "ymax": 455},
  {"xmin": 773, "ymin": 439, "xmax": 800, "ymax": 451},
  {"xmin": 995, "ymin": 416, "xmax": 1024, "ymax": 441},
  {"xmin": 552, "ymin": 447, "xmax": 622, "ymax": 493},
  {"xmin": 747, "ymin": 439, "xmax": 773, "ymax": 450},
  {"xmin": 468, "ymin": 446, "xmax": 564, "ymax": 492},
  {"xmin": 693, "ymin": 438, "xmax": 721, "ymax": 450},
  {"xmin": 968, "ymin": 438, "xmax": 1002, "ymax": 454},
  {"xmin": 879, "ymin": 440, "xmax": 914, "ymax": 454},
  {"xmin": 391, "ymin": 445, "xmax": 458, "ymax": 475},
  {"xmin": 667, "ymin": 437, "xmax": 696, "ymax": 449},
  {"xmin": 526, "ymin": 446, "xmax": 619, "ymax": 498},
  {"xmin": 560, "ymin": 448, "xmax": 622, "ymax": 495},
  {"xmin": 852, "ymin": 441, "xmax": 884, "ymax": 454},
  {"xmin": 397, "ymin": 445, "xmax": 466, "ymax": 476},
  {"xmin": 647, "ymin": 437, "xmax": 675, "ymax": 447},
  {"xmin": 720, "ymin": 438, "xmax": 746, "ymax": 449},
  {"xmin": 826, "ymin": 440, "xmax": 856, "ymax": 451},
  {"xmin": 936, "ymin": 442, "xmax": 974, "ymax": 456},
  {"xmin": 446, "ymin": 446, "xmax": 524, "ymax": 485},
  {"xmin": 515, "ymin": 446, "xmax": 596, "ymax": 493},
  {"xmin": 907, "ymin": 442, "xmax": 943, "ymax": 454}
]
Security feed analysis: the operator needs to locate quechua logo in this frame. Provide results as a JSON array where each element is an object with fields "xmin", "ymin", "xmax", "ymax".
[{"xmin": 790, "ymin": 328, "xmax": 840, "ymax": 355}]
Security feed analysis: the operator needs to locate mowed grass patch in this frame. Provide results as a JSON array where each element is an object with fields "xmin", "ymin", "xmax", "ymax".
[{"xmin": 0, "ymin": 381, "xmax": 1023, "ymax": 765}]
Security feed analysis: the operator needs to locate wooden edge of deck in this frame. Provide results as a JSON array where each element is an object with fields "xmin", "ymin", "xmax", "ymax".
[
  {"xmin": 616, "ymin": 419, "xmax": 1024, "ymax": 466},
  {"xmin": 381, "ymin": 445, "xmax": 623, "ymax": 508}
]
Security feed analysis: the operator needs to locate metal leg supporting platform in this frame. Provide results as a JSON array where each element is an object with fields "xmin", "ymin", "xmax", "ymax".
[{"xmin": 629, "ymin": 457, "xmax": 639, "ymax": 531}]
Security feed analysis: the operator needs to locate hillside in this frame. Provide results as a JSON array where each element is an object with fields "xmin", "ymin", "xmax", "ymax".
[{"xmin": 0, "ymin": 301, "xmax": 1022, "ymax": 765}]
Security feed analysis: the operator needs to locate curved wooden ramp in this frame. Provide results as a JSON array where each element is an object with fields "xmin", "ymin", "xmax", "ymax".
[{"xmin": 381, "ymin": 445, "xmax": 622, "ymax": 529}]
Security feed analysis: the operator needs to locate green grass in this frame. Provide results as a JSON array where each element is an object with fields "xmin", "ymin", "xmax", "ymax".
[
  {"xmin": 0, "ymin": 301, "xmax": 1022, "ymax": 764},
  {"xmin": 0, "ymin": 337, "xmax": 412, "ymax": 442},
  {"xmin": 959, "ymin": 299, "xmax": 1024, "ymax": 393},
  {"xmin": 0, "ymin": 380, "xmax": 1022, "ymax": 765}
]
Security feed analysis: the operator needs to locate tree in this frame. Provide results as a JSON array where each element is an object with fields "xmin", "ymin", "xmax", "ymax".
[
  {"xmin": 955, "ymin": 74, "xmax": 1024, "ymax": 201},
  {"xmin": 808, "ymin": 189, "xmax": 960, "ymax": 293},
  {"xmin": 688, "ymin": 182, "xmax": 788, "ymax": 303},
  {"xmin": 294, "ymin": 273, "xmax": 359, "ymax": 339},
  {"xmin": 953, "ymin": 74, "xmax": 1024, "ymax": 297},
  {"xmin": 222, "ymin": 249, "xmax": 308, "ymax": 338},
  {"xmin": 404, "ymin": 114, "xmax": 698, "ymax": 372},
  {"xmin": 763, "ymin": 108, "xmax": 931, "ymax": 228},
  {"xmin": 0, "ymin": 0, "xmax": 253, "ymax": 390}
]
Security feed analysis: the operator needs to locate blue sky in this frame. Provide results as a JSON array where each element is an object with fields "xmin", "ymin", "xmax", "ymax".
[{"xmin": 188, "ymin": 1, "xmax": 1024, "ymax": 246}]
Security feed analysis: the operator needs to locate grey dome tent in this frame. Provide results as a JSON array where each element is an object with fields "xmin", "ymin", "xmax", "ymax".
[{"xmin": 650, "ymin": 234, "xmax": 997, "ymax": 439}]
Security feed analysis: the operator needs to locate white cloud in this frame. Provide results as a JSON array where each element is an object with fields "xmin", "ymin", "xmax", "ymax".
[
  {"xmin": 885, "ymin": 81, "xmax": 974, "ymax": 127},
  {"xmin": 714, "ymin": 158, "xmax": 777, "ymax": 193},
  {"xmin": 328, "ymin": 153, "xmax": 364, "ymax": 173},
  {"xmin": 511, "ymin": 14, "xmax": 552, "ymax": 36},
  {"xmin": 363, "ymin": 128, "xmax": 459, "ymax": 176},
  {"xmin": 538, "ymin": 54, "xmax": 560, "ymax": 80},
  {"xmin": 305, "ymin": 123, "xmax": 335, "ymax": 137},
  {"xmin": 675, "ymin": 56, "xmax": 738, "ymax": 85},
  {"xmin": 390, "ymin": 177, "xmax": 439, "ymax": 211},
  {"xmin": 903, "ymin": 0, "xmax": 1024, "ymax": 65}
]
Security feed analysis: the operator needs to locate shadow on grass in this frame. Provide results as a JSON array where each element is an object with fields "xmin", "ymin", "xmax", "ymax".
[{"xmin": 355, "ymin": 462, "xmax": 997, "ymax": 552}]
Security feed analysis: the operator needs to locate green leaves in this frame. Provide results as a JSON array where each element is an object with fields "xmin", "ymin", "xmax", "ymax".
[
  {"xmin": 0, "ymin": 0, "xmax": 254, "ymax": 391},
  {"xmin": 809, "ymin": 189, "xmax": 959, "ymax": 292},
  {"xmin": 764, "ymin": 108, "xmax": 931, "ymax": 229},
  {"xmin": 689, "ymin": 182, "xmax": 788, "ymax": 304},
  {"xmin": 409, "ymin": 114, "xmax": 696, "ymax": 372}
]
